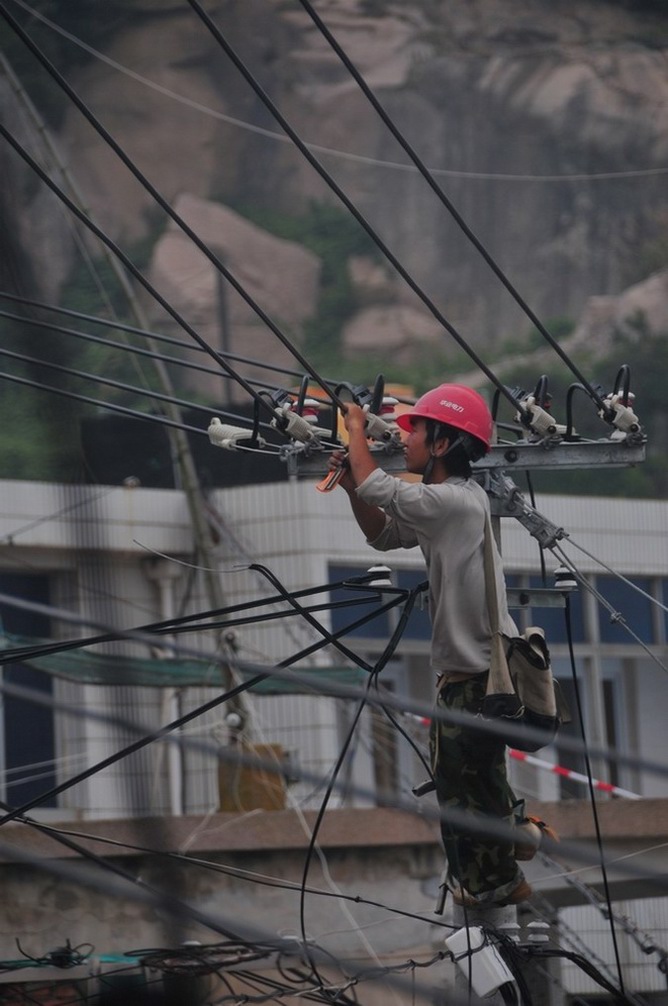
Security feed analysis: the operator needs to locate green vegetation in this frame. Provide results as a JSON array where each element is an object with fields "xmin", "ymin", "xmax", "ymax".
[{"xmin": 0, "ymin": 218, "xmax": 170, "ymax": 481}]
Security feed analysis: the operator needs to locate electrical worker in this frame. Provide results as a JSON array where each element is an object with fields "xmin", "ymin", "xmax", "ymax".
[{"xmin": 328, "ymin": 383, "xmax": 539, "ymax": 908}]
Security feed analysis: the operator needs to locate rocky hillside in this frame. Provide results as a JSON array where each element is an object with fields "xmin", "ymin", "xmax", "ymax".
[{"xmin": 2, "ymin": 0, "xmax": 668, "ymax": 385}]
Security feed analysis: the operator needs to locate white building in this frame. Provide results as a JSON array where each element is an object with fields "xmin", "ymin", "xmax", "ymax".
[
  {"xmin": 0, "ymin": 478, "xmax": 667, "ymax": 819},
  {"xmin": 1, "ymin": 477, "xmax": 668, "ymax": 999}
]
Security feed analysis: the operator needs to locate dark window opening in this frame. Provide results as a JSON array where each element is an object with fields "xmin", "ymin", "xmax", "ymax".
[{"xmin": 0, "ymin": 572, "xmax": 57, "ymax": 808}]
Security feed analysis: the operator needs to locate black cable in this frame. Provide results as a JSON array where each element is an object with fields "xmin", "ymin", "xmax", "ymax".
[
  {"xmin": 0, "ymin": 368, "xmax": 207, "ymax": 437},
  {"xmin": 0, "ymin": 572, "xmax": 397, "ymax": 663},
  {"xmin": 0, "ymin": 303, "xmax": 305, "ymax": 403},
  {"xmin": 0, "ymin": 585, "xmax": 414, "ymax": 824},
  {"xmin": 295, "ymin": 0, "xmax": 612, "ymax": 420},
  {"xmin": 0, "ymin": 291, "xmax": 416, "ymax": 406},
  {"xmin": 184, "ymin": 0, "xmax": 529, "ymax": 422},
  {"xmin": 564, "ymin": 592, "xmax": 627, "ymax": 997},
  {"xmin": 0, "ymin": 343, "xmax": 243, "ymax": 422},
  {"xmin": 292, "ymin": 583, "xmax": 424, "ymax": 994},
  {"xmin": 0, "ymin": 5, "xmax": 348, "ymax": 414}
]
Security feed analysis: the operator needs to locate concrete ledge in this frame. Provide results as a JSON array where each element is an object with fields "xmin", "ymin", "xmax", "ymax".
[{"xmin": 0, "ymin": 799, "xmax": 659, "ymax": 863}]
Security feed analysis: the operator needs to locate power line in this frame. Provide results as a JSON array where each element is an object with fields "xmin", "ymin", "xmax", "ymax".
[
  {"xmin": 295, "ymin": 0, "xmax": 613, "ymax": 419},
  {"xmin": 185, "ymin": 0, "xmax": 528, "ymax": 422},
  {"xmin": 0, "ymin": 3, "xmax": 349, "ymax": 414},
  {"xmin": 8, "ymin": 0, "xmax": 668, "ymax": 185},
  {"xmin": 0, "ymin": 298, "xmax": 313, "ymax": 390}
]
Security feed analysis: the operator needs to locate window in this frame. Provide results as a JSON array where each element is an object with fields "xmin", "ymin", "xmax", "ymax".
[
  {"xmin": 328, "ymin": 564, "xmax": 390, "ymax": 639},
  {"xmin": 0, "ymin": 573, "xmax": 57, "ymax": 808},
  {"xmin": 597, "ymin": 576, "xmax": 654, "ymax": 644}
]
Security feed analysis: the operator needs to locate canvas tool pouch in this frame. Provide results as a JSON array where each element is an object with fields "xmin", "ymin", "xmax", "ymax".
[{"xmin": 480, "ymin": 516, "xmax": 567, "ymax": 752}]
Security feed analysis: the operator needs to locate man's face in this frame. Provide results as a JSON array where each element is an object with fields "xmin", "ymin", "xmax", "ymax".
[{"xmin": 404, "ymin": 418, "xmax": 433, "ymax": 475}]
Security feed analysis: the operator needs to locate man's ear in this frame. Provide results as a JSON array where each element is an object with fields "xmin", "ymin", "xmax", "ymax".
[{"xmin": 432, "ymin": 435, "xmax": 450, "ymax": 458}]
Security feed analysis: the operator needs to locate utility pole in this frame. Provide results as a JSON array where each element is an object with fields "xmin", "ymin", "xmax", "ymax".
[{"xmin": 1, "ymin": 54, "xmax": 247, "ymax": 770}]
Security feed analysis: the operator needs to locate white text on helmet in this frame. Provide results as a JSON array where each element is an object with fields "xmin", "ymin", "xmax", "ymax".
[{"xmin": 439, "ymin": 399, "xmax": 464, "ymax": 413}]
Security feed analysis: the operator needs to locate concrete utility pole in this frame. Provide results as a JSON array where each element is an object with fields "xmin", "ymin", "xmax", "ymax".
[{"xmin": 1, "ymin": 54, "xmax": 247, "ymax": 755}]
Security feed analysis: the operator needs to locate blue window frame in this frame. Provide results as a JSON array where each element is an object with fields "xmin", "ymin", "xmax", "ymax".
[{"xmin": 328, "ymin": 564, "xmax": 390, "ymax": 639}]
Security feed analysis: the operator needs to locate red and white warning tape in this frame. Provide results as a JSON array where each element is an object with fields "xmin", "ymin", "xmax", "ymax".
[
  {"xmin": 508, "ymin": 749, "xmax": 642, "ymax": 800},
  {"xmin": 404, "ymin": 712, "xmax": 641, "ymax": 800}
]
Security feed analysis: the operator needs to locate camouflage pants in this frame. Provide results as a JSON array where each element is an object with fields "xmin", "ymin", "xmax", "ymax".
[{"xmin": 429, "ymin": 672, "xmax": 524, "ymax": 901}]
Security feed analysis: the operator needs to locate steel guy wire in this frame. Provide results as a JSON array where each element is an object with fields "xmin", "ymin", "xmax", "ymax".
[
  {"xmin": 550, "ymin": 546, "xmax": 668, "ymax": 675},
  {"xmin": 0, "ymin": 6, "xmax": 349, "ymax": 416},
  {"xmin": 295, "ymin": 0, "xmax": 613, "ymax": 419},
  {"xmin": 184, "ymin": 0, "xmax": 530, "ymax": 422},
  {"xmin": 10, "ymin": 0, "xmax": 668, "ymax": 184},
  {"xmin": 560, "ymin": 536, "xmax": 668, "ymax": 616}
]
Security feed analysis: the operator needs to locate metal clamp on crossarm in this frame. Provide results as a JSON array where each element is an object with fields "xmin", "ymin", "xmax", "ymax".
[{"xmin": 483, "ymin": 471, "xmax": 568, "ymax": 550}]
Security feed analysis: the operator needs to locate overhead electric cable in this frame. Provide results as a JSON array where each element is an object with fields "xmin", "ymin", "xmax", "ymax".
[
  {"xmin": 0, "ymin": 572, "xmax": 396, "ymax": 663},
  {"xmin": 184, "ymin": 0, "xmax": 529, "ymax": 421},
  {"xmin": 0, "ymin": 125, "xmax": 289, "ymax": 425},
  {"xmin": 0, "ymin": 302, "xmax": 313, "ymax": 394},
  {"xmin": 0, "ymin": 292, "xmax": 416, "ymax": 404},
  {"xmin": 562, "ymin": 537, "xmax": 668, "ymax": 616},
  {"xmin": 0, "ymin": 343, "xmax": 270, "ymax": 426},
  {"xmin": 8, "ymin": 0, "xmax": 668, "ymax": 184},
  {"xmin": 0, "ymin": 345, "xmax": 297, "ymax": 454},
  {"xmin": 0, "ymin": 368, "xmax": 208, "ymax": 438},
  {"xmin": 295, "ymin": 0, "xmax": 613, "ymax": 418},
  {"xmin": 0, "ymin": 4, "xmax": 349, "ymax": 413}
]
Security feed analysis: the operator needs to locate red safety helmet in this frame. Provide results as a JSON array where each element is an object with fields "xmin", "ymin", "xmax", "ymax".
[{"xmin": 396, "ymin": 384, "xmax": 493, "ymax": 454}]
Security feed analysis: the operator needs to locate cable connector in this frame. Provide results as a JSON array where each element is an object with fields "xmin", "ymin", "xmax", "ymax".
[
  {"xmin": 599, "ymin": 392, "xmax": 641, "ymax": 437},
  {"xmin": 516, "ymin": 395, "xmax": 566, "ymax": 440},
  {"xmin": 272, "ymin": 403, "xmax": 333, "ymax": 444},
  {"xmin": 362, "ymin": 404, "xmax": 402, "ymax": 444},
  {"xmin": 208, "ymin": 417, "xmax": 265, "ymax": 450}
]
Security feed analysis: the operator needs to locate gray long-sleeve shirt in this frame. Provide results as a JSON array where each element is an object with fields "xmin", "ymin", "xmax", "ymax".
[{"xmin": 356, "ymin": 469, "xmax": 517, "ymax": 675}]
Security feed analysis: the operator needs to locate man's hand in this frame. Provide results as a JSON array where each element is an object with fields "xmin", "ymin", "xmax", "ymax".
[
  {"xmin": 325, "ymin": 449, "xmax": 355, "ymax": 493},
  {"xmin": 342, "ymin": 402, "xmax": 368, "ymax": 438}
]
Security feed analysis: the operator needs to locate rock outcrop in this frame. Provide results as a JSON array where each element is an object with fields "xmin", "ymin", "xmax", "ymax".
[{"xmin": 2, "ymin": 0, "xmax": 668, "ymax": 368}]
